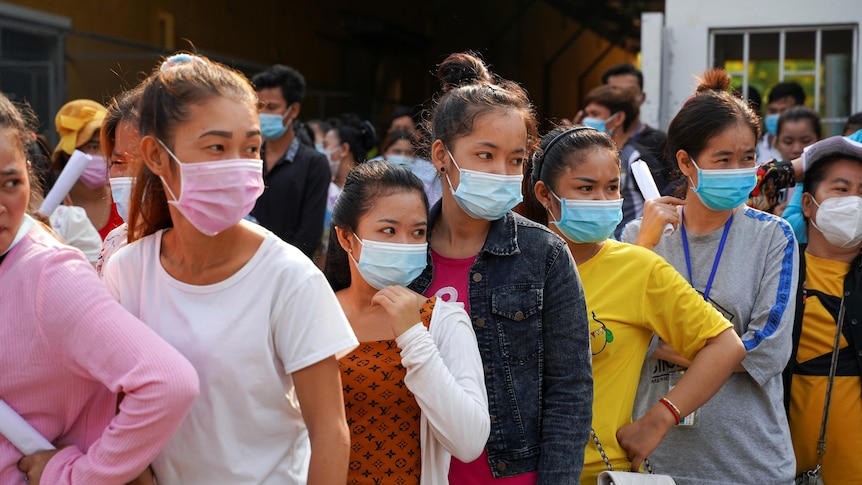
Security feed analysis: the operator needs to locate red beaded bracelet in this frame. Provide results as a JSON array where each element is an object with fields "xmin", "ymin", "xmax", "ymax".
[{"xmin": 659, "ymin": 397, "xmax": 681, "ymax": 425}]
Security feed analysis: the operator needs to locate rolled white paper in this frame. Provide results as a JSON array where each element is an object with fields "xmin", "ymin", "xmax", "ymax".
[
  {"xmin": 0, "ymin": 400, "xmax": 55, "ymax": 455},
  {"xmin": 631, "ymin": 160, "xmax": 674, "ymax": 235},
  {"xmin": 39, "ymin": 150, "xmax": 93, "ymax": 216}
]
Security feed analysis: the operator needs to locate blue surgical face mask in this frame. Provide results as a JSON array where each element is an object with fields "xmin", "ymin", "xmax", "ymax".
[
  {"xmin": 764, "ymin": 113, "xmax": 779, "ymax": 137},
  {"xmin": 315, "ymin": 143, "xmax": 326, "ymax": 154},
  {"xmin": 581, "ymin": 113, "xmax": 618, "ymax": 135},
  {"xmin": 109, "ymin": 176, "xmax": 134, "ymax": 223},
  {"xmin": 689, "ymin": 159, "xmax": 758, "ymax": 212},
  {"xmin": 259, "ymin": 112, "xmax": 288, "ymax": 140},
  {"xmin": 548, "ymin": 191, "xmax": 623, "ymax": 243},
  {"xmin": 386, "ymin": 154, "xmax": 414, "ymax": 168},
  {"xmin": 350, "ymin": 234, "xmax": 428, "ymax": 290},
  {"xmin": 444, "ymin": 148, "xmax": 523, "ymax": 221}
]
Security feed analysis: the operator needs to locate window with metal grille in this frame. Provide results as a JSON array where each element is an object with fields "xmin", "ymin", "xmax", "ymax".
[{"xmin": 710, "ymin": 26, "xmax": 856, "ymax": 136}]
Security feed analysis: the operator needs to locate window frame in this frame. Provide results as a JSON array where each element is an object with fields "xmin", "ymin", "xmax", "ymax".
[{"xmin": 709, "ymin": 24, "xmax": 858, "ymax": 132}]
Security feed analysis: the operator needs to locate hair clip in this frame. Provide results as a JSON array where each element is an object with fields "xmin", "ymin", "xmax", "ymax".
[
  {"xmin": 361, "ymin": 120, "xmax": 377, "ymax": 139},
  {"xmin": 160, "ymin": 53, "xmax": 206, "ymax": 71}
]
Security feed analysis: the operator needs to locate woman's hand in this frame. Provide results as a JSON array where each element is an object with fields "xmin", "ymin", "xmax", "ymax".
[
  {"xmin": 635, "ymin": 196, "xmax": 686, "ymax": 250},
  {"xmin": 652, "ymin": 339, "xmax": 692, "ymax": 368},
  {"xmin": 18, "ymin": 449, "xmax": 61, "ymax": 485},
  {"xmin": 616, "ymin": 403, "xmax": 676, "ymax": 471},
  {"xmin": 772, "ymin": 200, "xmax": 789, "ymax": 217},
  {"xmin": 371, "ymin": 286, "xmax": 423, "ymax": 337}
]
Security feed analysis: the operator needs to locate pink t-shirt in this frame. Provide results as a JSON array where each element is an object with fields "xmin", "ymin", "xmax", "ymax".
[
  {"xmin": 425, "ymin": 250, "xmax": 538, "ymax": 484},
  {"xmin": 425, "ymin": 249, "xmax": 476, "ymax": 314}
]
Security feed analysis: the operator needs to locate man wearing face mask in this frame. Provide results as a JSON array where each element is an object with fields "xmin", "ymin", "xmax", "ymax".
[
  {"xmin": 757, "ymin": 81, "xmax": 806, "ymax": 164},
  {"xmin": 251, "ymin": 64, "xmax": 330, "ymax": 258},
  {"xmin": 784, "ymin": 136, "xmax": 862, "ymax": 484},
  {"xmin": 581, "ymin": 84, "xmax": 672, "ymax": 238},
  {"xmin": 601, "ymin": 62, "xmax": 668, "ymax": 166}
]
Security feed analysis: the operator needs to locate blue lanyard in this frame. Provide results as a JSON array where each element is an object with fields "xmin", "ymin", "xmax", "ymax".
[{"xmin": 680, "ymin": 208, "xmax": 733, "ymax": 302}]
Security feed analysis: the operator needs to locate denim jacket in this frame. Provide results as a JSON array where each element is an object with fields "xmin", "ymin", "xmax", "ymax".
[{"xmin": 409, "ymin": 204, "xmax": 593, "ymax": 484}]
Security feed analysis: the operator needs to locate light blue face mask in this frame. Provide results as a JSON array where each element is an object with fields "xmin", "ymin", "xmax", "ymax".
[
  {"xmin": 581, "ymin": 113, "xmax": 618, "ymax": 135},
  {"xmin": 764, "ymin": 113, "xmax": 780, "ymax": 137},
  {"xmin": 690, "ymin": 159, "xmax": 758, "ymax": 211},
  {"xmin": 386, "ymin": 154, "xmax": 414, "ymax": 168},
  {"xmin": 259, "ymin": 113, "xmax": 288, "ymax": 140},
  {"xmin": 314, "ymin": 143, "xmax": 326, "ymax": 154},
  {"xmin": 548, "ymin": 191, "xmax": 623, "ymax": 243},
  {"xmin": 351, "ymin": 234, "xmax": 428, "ymax": 290},
  {"xmin": 109, "ymin": 176, "xmax": 134, "ymax": 223},
  {"xmin": 444, "ymin": 148, "xmax": 523, "ymax": 221}
]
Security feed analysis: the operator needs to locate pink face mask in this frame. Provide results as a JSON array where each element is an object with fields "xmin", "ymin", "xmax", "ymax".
[
  {"xmin": 78, "ymin": 154, "xmax": 109, "ymax": 189},
  {"xmin": 157, "ymin": 139, "xmax": 264, "ymax": 236}
]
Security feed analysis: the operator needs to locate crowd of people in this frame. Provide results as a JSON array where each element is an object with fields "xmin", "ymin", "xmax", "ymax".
[{"xmin": 1, "ymin": 47, "xmax": 861, "ymax": 485}]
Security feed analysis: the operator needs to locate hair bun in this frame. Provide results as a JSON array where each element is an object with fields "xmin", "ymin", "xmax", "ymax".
[
  {"xmin": 360, "ymin": 120, "xmax": 378, "ymax": 149},
  {"xmin": 437, "ymin": 52, "xmax": 494, "ymax": 93},
  {"xmin": 695, "ymin": 68, "xmax": 732, "ymax": 94}
]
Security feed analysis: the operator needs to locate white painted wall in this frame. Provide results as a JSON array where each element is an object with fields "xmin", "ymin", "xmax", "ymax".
[
  {"xmin": 644, "ymin": 0, "xmax": 862, "ymax": 130},
  {"xmin": 640, "ymin": 12, "xmax": 663, "ymax": 129}
]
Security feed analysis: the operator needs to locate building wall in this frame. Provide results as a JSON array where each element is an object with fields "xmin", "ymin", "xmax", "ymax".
[
  {"xmin": 656, "ymin": 0, "xmax": 862, "ymax": 130},
  {"xmin": 2, "ymin": 0, "xmax": 635, "ymax": 138}
]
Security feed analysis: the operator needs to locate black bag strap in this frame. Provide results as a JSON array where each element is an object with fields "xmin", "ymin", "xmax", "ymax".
[
  {"xmin": 814, "ymin": 297, "xmax": 846, "ymax": 469},
  {"xmin": 784, "ymin": 244, "xmax": 807, "ymax": 415}
]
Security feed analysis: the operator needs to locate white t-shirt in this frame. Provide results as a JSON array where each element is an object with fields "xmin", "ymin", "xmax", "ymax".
[
  {"xmin": 757, "ymin": 132, "xmax": 782, "ymax": 163},
  {"xmin": 96, "ymin": 222, "xmax": 128, "ymax": 277},
  {"xmin": 49, "ymin": 205, "xmax": 101, "ymax": 263},
  {"xmin": 103, "ymin": 227, "xmax": 358, "ymax": 485}
]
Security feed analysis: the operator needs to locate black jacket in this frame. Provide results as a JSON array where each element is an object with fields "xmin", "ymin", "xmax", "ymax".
[{"xmin": 252, "ymin": 138, "xmax": 330, "ymax": 258}]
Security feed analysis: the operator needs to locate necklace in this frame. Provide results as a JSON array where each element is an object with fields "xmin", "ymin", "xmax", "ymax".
[{"xmin": 575, "ymin": 242, "xmax": 603, "ymax": 265}]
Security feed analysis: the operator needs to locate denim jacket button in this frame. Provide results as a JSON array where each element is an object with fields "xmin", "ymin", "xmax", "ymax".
[
  {"xmin": 475, "ymin": 318, "xmax": 486, "ymax": 328},
  {"xmin": 472, "ymin": 272, "xmax": 483, "ymax": 282},
  {"xmin": 514, "ymin": 311, "xmax": 525, "ymax": 321},
  {"xmin": 496, "ymin": 462, "xmax": 507, "ymax": 472}
]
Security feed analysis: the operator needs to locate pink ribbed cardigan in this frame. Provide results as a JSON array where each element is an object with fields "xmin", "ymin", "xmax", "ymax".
[{"xmin": 0, "ymin": 223, "xmax": 199, "ymax": 484}]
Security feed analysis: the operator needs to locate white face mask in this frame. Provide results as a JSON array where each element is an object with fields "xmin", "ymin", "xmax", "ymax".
[
  {"xmin": 324, "ymin": 146, "xmax": 341, "ymax": 176},
  {"xmin": 811, "ymin": 195, "xmax": 862, "ymax": 248}
]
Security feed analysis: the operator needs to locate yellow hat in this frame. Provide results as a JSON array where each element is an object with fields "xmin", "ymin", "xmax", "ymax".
[{"xmin": 53, "ymin": 99, "xmax": 107, "ymax": 156}]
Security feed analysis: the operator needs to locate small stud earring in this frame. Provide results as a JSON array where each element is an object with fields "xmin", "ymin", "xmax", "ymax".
[{"xmin": 439, "ymin": 167, "xmax": 445, "ymax": 172}]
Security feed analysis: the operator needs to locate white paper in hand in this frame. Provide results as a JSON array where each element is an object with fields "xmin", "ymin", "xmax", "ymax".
[
  {"xmin": 39, "ymin": 150, "xmax": 92, "ymax": 216},
  {"xmin": 631, "ymin": 160, "xmax": 674, "ymax": 235},
  {"xmin": 0, "ymin": 400, "xmax": 55, "ymax": 455}
]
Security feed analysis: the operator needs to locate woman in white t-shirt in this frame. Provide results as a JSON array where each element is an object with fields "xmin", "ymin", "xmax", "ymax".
[{"xmin": 102, "ymin": 53, "xmax": 358, "ymax": 485}]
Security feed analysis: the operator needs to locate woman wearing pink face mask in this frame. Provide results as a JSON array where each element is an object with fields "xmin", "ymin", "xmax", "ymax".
[
  {"xmin": 50, "ymin": 99, "xmax": 124, "ymax": 240},
  {"xmin": 101, "ymin": 53, "xmax": 358, "ymax": 485}
]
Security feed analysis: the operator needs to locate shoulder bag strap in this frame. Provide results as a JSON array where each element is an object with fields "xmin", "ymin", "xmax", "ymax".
[
  {"xmin": 590, "ymin": 428, "xmax": 655, "ymax": 474},
  {"xmin": 814, "ymin": 297, "xmax": 846, "ymax": 469}
]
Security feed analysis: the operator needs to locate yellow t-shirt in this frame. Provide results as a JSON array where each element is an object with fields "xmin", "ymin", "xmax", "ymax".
[
  {"xmin": 578, "ymin": 240, "xmax": 732, "ymax": 484},
  {"xmin": 790, "ymin": 253, "xmax": 862, "ymax": 482}
]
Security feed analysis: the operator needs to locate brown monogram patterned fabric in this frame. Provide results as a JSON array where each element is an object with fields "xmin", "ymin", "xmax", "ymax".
[{"xmin": 340, "ymin": 298, "xmax": 436, "ymax": 485}]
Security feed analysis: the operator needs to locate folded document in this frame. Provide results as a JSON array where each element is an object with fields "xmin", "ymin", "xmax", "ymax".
[{"xmin": 0, "ymin": 400, "xmax": 55, "ymax": 454}]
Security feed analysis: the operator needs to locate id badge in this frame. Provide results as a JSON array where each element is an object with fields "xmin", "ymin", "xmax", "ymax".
[{"xmin": 668, "ymin": 370, "xmax": 698, "ymax": 426}]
